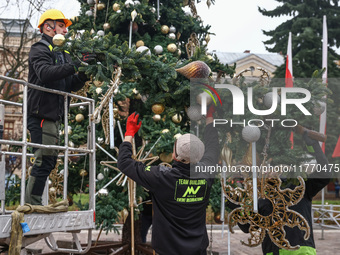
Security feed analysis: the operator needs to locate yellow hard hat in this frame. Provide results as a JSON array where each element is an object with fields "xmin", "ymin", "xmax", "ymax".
[{"xmin": 38, "ymin": 9, "xmax": 72, "ymax": 29}]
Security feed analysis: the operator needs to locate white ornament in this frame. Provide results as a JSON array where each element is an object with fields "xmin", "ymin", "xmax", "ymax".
[
  {"xmin": 85, "ymin": 10, "xmax": 93, "ymax": 16},
  {"xmin": 125, "ymin": 0, "xmax": 134, "ymax": 7},
  {"xmin": 97, "ymin": 137, "xmax": 104, "ymax": 144},
  {"xmin": 97, "ymin": 30, "xmax": 105, "ymax": 36},
  {"xmin": 134, "ymin": 0, "xmax": 140, "ymax": 5},
  {"xmin": 185, "ymin": 11, "xmax": 192, "ymax": 16},
  {"xmin": 117, "ymin": 10, "xmax": 122, "ymax": 13},
  {"xmin": 98, "ymin": 188, "xmax": 109, "ymax": 196},
  {"xmin": 313, "ymin": 101, "xmax": 326, "ymax": 115},
  {"xmin": 186, "ymin": 105, "xmax": 203, "ymax": 121},
  {"xmin": 150, "ymin": 7, "xmax": 156, "ymax": 13},
  {"xmin": 97, "ymin": 173, "xmax": 104, "ymax": 181},
  {"xmin": 67, "ymin": 126, "xmax": 72, "ymax": 135},
  {"xmin": 96, "ymin": 87, "xmax": 103, "ymax": 94},
  {"xmin": 263, "ymin": 92, "xmax": 281, "ymax": 109},
  {"xmin": 131, "ymin": 9, "xmax": 138, "ymax": 21},
  {"xmin": 136, "ymin": 46, "xmax": 151, "ymax": 56},
  {"xmin": 169, "ymin": 25, "xmax": 176, "ymax": 33},
  {"xmin": 79, "ymin": 105, "xmax": 85, "ymax": 111},
  {"xmin": 154, "ymin": 45, "xmax": 163, "ymax": 54},
  {"xmin": 242, "ymin": 126, "xmax": 261, "ymax": 143},
  {"xmin": 59, "ymin": 169, "xmax": 64, "ymax": 175},
  {"xmin": 168, "ymin": 33, "xmax": 176, "ymax": 40},
  {"xmin": 87, "ymin": 0, "xmax": 94, "ymax": 5},
  {"xmin": 68, "ymin": 141, "xmax": 75, "ymax": 147}
]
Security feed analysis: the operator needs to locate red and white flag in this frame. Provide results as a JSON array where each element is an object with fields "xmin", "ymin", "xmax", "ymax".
[
  {"xmin": 332, "ymin": 136, "xmax": 340, "ymax": 158},
  {"xmin": 319, "ymin": 15, "xmax": 328, "ymax": 152},
  {"xmin": 285, "ymin": 32, "xmax": 294, "ymax": 148}
]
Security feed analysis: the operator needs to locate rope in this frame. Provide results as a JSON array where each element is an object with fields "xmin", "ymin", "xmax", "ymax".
[{"xmin": 9, "ymin": 200, "xmax": 69, "ymax": 255}]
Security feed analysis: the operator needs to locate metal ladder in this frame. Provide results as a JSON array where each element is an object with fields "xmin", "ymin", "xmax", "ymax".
[{"xmin": 0, "ymin": 75, "xmax": 96, "ymax": 254}]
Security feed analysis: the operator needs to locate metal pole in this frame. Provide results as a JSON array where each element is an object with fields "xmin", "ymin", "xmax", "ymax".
[
  {"xmin": 157, "ymin": 0, "xmax": 160, "ymax": 20},
  {"xmin": 89, "ymin": 100, "xmax": 96, "ymax": 212},
  {"xmin": 63, "ymin": 95, "xmax": 69, "ymax": 200},
  {"xmin": 96, "ymin": 143, "xmax": 117, "ymax": 161},
  {"xmin": 20, "ymin": 84, "xmax": 28, "ymax": 206},
  {"xmin": 129, "ymin": 21, "xmax": 133, "ymax": 49},
  {"xmin": 321, "ymin": 188, "xmax": 325, "ymax": 239},
  {"xmin": 252, "ymin": 142, "xmax": 258, "ymax": 213},
  {"xmin": 1, "ymin": 154, "xmax": 5, "ymax": 214},
  {"xmin": 109, "ymin": 96, "xmax": 115, "ymax": 149}
]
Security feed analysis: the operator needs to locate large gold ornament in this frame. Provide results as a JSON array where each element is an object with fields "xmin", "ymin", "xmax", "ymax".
[
  {"xmin": 224, "ymin": 176, "xmax": 310, "ymax": 250},
  {"xmin": 75, "ymin": 113, "xmax": 85, "ymax": 123},
  {"xmin": 161, "ymin": 25, "xmax": 170, "ymax": 34},
  {"xmin": 167, "ymin": 43, "xmax": 177, "ymax": 53},
  {"xmin": 113, "ymin": 3, "xmax": 120, "ymax": 11},
  {"xmin": 171, "ymin": 114, "xmax": 182, "ymax": 124},
  {"xmin": 52, "ymin": 34, "xmax": 66, "ymax": 47},
  {"xmin": 136, "ymin": 40, "xmax": 145, "ymax": 48},
  {"xmin": 176, "ymin": 61, "xmax": 211, "ymax": 79},
  {"xmin": 97, "ymin": 2, "xmax": 106, "ymax": 10},
  {"xmin": 151, "ymin": 103, "xmax": 165, "ymax": 114},
  {"xmin": 79, "ymin": 169, "xmax": 88, "ymax": 177}
]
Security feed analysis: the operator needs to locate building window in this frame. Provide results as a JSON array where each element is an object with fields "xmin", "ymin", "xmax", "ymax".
[
  {"xmin": 250, "ymin": 66, "xmax": 255, "ymax": 75},
  {"xmin": 4, "ymin": 121, "xmax": 15, "ymax": 140}
]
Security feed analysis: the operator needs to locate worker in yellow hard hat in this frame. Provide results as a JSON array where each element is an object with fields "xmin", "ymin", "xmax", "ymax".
[
  {"xmin": 25, "ymin": 9, "xmax": 95, "ymax": 205},
  {"xmin": 37, "ymin": 9, "xmax": 72, "ymax": 34}
]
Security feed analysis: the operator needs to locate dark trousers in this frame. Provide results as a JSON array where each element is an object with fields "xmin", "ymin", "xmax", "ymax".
[
  {"xmin": 26, "ymin": 116, "xmax": 59, "ymax": 198},
  {"xmin": 141, "ymin": 213, "xmax": 152, "ymax": 243}
]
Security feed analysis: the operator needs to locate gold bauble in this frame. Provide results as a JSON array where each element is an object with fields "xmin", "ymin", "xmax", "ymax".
[
  {"xmin": 161, "ymin": 129, "xmax": 170, "ymax": 133},
  {"xmin": 52, "ymin": 34, "xmax": 66, "ymax": 47},
  {"xmin": 103, "ymin": 23, "xmax": 111, "ymax": 30},
  {"xmin": 135, "ymin": 93, "xmax": 142, "ymax": 100},
  {"xmin": 113, "ymin": 3, "xmax": 120, "ymax": 11},
  {"xmin": 167, "ymin": 43, "xmax": 177, "ymax": 53},
  {"xmin": 152, "ymin": 114, "xmax": 161, "ymax": 122},
  {"xmin": 93, "ymin": 80, "xmax": 103, "ymax": 87},
  {"xmin": 136, "ymin": 40, "xmax": 145, "ymax": 48},
  {"xmin": 161, "ymin": 25, "xmax": 170, "ymax": 34},
  {"xmin": 159, "ymin": 152, "xmax": 173, "ymax": 163},
  {"xmin": 171, "ymin": 114, "xmax": 182, "ymax": 124},
  {"xmin": 178, "ymin": 49, "xmax": 182, "ymax": 56},
  {"xmin": 174, "ymin": 133, "xmax": 182, "ymax": 140},
  {"xmin": 75, "ymin": 113, "xmax": 85, "ymax": 123},
  {"xmin": 113, "ymin": 107, "xmax": 119, "ymax": 114},
  {"xmin": 151, "ymin": 103, "xmax": 165, "ymax": 114},
  {"xmin": 97, "ymin": 2, "xmax": 106, "ymax": 10},
  {"xmin": 207, "ymin": 54, "xmax": 214, "ymax": 61},
  {"xmin": 79, "ymin": 169, "xmax": 88, "ymax": 177},
  {"xmin": 205, "ymin": 34, "xmax": 211, "ymax": 44},
  {"xmin": 90, "ymin": 28, "xmax": 95, "ymax": 35}
]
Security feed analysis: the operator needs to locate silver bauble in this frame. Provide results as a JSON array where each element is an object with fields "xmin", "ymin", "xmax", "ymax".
[
  {"xmin": 169, "ymin": 25, "xmax": 176, "ymax": 33},
  {"xmin": 85, "ymin": 10, "xmax": 93, "ymax": 16},
  {"xmin": 154, "ymin": 45, "xmax": 163, "ymax": 55},
  {"xmin": 97, "ymin": 30, "xmax": 105, "ymax": 36},
  {"xmin": 242, "ymin": 126, "xmax": 261, "ymax": 143},
  {"xmin": 186, "ymin": 105, "xmax": 202, "ymax": 121},
  {"xmin": 150, "ymin": 7, "xmax": 156, "ymax": 13},
  {"xmin": 97, "ymin": 173, "xmax": 104, "ymax": 181},
  {"xmin": 125, "ymin": 0, "xmax": 134, "ymax": 7},
  {"xmin": 152, "ymin": 114, "xmax": 161, "ymax": 122},
  {"xmin": 136, "ymin": 46, "xmax": 151, "ymax": 56},
  {"xmin": 168, "ymin": 33, "xmax": 176, "ymax": 40},
  {"xmin": 87, "ymin": 0, "xmax": 95, "ymax": 4},
  {"xmin": 98, "ymin": 188, "xmax": 109, "ymax": 196},
  {"xmin": 263, "ymin": 92, "xmax": 280, "ymax": 109}
]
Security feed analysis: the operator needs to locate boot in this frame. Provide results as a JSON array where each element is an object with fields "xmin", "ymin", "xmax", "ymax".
[{"xmin": 25, "ymin": 176, "xmax": 42, "ymax": 205}]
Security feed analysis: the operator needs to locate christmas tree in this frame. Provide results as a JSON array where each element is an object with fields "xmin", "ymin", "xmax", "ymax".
[{"xmin": 54, "ymin": 0, "xmax": 234, "ymax": 239}]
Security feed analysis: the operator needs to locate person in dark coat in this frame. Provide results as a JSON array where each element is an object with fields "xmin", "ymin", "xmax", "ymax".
[
  {"xmin": 118, "ymin": 107, "xmax": 219, "ymax": 255},
  {"xmin": 25, "ymin": 9, "xmax": 95, "ymax": 205}
]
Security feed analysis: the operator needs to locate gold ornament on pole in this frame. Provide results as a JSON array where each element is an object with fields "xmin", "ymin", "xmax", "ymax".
[
  {"xmin": 171, "ymin": 114, "xmax": 182, "ymax": 124},
  {"xmin": 52, "ymin": 34, "xmax": 66, "ymax": 47}
]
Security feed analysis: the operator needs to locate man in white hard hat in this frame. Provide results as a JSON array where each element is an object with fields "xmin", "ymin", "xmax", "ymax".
[
  {"xmin": 25, "ymin": 9, "xmax": 95, "ymax": 205},
  {"xmin": 118, "ymin": 105, "xmax": 219, "ymax": 255}
]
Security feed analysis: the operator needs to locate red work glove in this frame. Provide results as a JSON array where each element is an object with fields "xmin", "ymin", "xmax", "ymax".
[
  {"xmin": 125, "ymin": 112, "xmax": 142, "ymax": 137},
  {"xmin": 206, "ymin": 104, "xmax": 216, "ymax": 118}
]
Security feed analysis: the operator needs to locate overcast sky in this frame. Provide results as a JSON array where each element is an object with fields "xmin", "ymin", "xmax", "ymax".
[{"xmin": 1, "ymin": 0, "xmax": 290, "ymax": 54}]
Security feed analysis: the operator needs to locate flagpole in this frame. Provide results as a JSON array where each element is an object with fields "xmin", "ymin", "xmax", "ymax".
[
  {"xmin": 319, "ymin": 15, "xmax": 328, "ymax": 240},
  {"xmin": 285, "ymin": 32, "xmax": 294, "ymax": 147}
]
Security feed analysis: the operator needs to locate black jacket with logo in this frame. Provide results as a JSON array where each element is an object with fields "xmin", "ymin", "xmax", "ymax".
[
  {"xmin": 118, "ymin": 123, "xmax": 219, "ymax": 255},
  {"xmin": 27, "ymin": 34, "xmax": 85, "ymax": 121}
]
